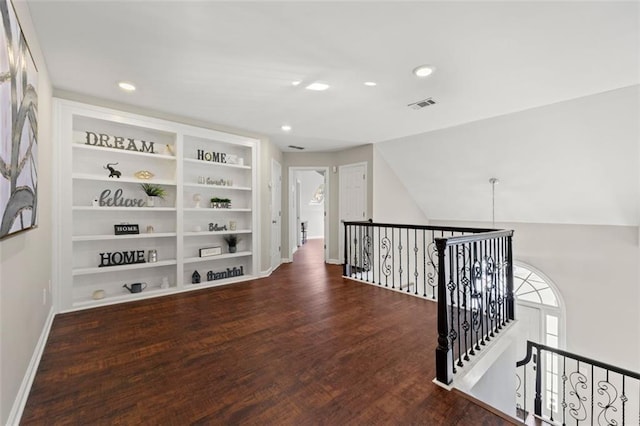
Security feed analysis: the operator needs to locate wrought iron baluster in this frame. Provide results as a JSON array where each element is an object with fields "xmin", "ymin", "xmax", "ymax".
[
  {"xmin": 377, "ymin": 226, "xmax": 381, "ymax": 285},
  {"xmin": 562, "ymin": 355, "xmax": 566, "ymax": 426},
  {"xmin": 391, "ymin": 229, "xmax": 395, "ymax": 289},
  {"xmin": 407, "ymin": 228, "xmax": 411, "ymax": 293},
  {"xmin": 412, "ymin": 229, "xmax": 418, "ymax": 295},
  {"xmin": 382, "ymin": 227, "xmax": 390, "ymax": 287},
  {"xmin": 422, "ymin": 229, "xmax": 427, "ymax": 297},
  {"xmin": 462, "ymin": 242, "xmax": 470, "ymax": 362},
  {"xmin": 447, "ymin": 245, "xmax": 457, "ymax": 374},
  {"xmin": 455, "ymin": 245, "xmax": 463, "ymax": 368},
  {"xmin": 358, "ymin": 225, "xmax": 363, "ymax": 280},
  {"xmin": 398, "ymin": 229, "xmax": 403, "ymax": 291}
]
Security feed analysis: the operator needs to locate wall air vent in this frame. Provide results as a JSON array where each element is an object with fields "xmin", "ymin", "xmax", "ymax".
[
  {"xmin": 288, "ymin": 145, "xmax": 305, "ymax": 150},
  {"xmin": 408, "ymin": 97, "xmax": 436, "ymax": 110}
]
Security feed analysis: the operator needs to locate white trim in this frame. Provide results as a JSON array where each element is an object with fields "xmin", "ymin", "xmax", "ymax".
[
  {"xmin": 271, "ymin": 159, "xmax": 282, "ymax": 271},
  {"xmin": 259, "ymin": 267, "xmax": 273, "ymax": 278},
  {"xmin": 7, "ymin": 307, "xmax": 56, "ymax": 425},
  {"xmin": 326, "ymin": 258, "xmax": 342, "ymax": 265}
]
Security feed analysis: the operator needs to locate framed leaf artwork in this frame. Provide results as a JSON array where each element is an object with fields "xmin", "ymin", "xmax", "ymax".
[{"xmin": 0, "ymin": 0, "xmax": 38, "ymax": 239}]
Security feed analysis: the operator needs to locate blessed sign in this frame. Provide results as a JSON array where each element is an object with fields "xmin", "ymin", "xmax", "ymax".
[{"xmin": 85, "ymin": 131, "xmax": 156, "ymax": 154}]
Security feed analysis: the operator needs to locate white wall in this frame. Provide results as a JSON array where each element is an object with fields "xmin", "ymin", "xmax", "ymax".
[
  {"xmin": 372, "ymin": 146, "xmax": 429, "ymax": 225},
  {"xmin": 0, "ymin": 2, "xmax": 53, "ymax": 423},
  {"xmin": 377, "ymin": 86, "xmax": 639, "ymax": 227},
  {"xmin": 295, "ymin": 170, "xmax": 324, "ymax": 239}
]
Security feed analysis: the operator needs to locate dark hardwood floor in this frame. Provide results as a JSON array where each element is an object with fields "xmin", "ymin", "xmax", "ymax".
[{"xmin": 22, "ymin": 239, "xmax": 516, "ymax": 425}]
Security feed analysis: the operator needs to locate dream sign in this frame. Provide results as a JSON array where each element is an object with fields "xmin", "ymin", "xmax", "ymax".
[{"xmin": 85, "ymin": 131, "xmax": 156, "ymax": 154}]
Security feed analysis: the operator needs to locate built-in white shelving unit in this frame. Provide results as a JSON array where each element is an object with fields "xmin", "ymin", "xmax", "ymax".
[{"xmin": 55, "ymin": 99, "xmax": 259, "ymax": 311}]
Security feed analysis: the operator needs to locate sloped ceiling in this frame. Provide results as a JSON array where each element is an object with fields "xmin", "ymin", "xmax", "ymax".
[
  {"xmin": 27, "ymin": 1, "xmax": 639, "ymax": 152},
  {"xmin": 376, "ymin": 86, "xmax": 639, "ymax": 226}
]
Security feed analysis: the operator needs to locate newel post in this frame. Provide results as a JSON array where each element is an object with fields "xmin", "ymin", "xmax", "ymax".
[
  {"xmin": 343, "ymin": 222, "xmax": 348, "ymax": 276},
  {"xmin": 506, "ymin": 234, "xmax": 515, "ymax": 321},
  {"xmin": 435, "ymin": 238, "xmax": 453, "ymax": 385}
]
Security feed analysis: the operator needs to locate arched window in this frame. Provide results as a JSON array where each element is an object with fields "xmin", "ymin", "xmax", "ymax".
[{"xmin": 514, "ymin": 263, "xmax": 562, "ymax": 348}]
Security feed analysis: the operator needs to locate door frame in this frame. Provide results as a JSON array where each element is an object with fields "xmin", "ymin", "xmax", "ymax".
[
  {"xmin": 271, "ymin": 159, "xmax": 282, "ymax": 271},
  {"xmin": 338, "ymin": 162, "xmax": 368, "ymax": 264},
  {"xmin": 287, "ymin": 166, "xmax": 330, "ymax": 262}
]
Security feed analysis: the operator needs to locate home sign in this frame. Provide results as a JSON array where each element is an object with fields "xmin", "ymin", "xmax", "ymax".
[
  {"xmin": 114, "ymin": 224, "xmax": 140, "ymax": 235},
  {"xmin": 197, "ymin": 149, "xmax": 227, "ymax": 163},
  {"xmin": 99, "ymin": 250, "xmax": 145, "ymax": 267},
  {"xmin": 84, "ymin": 131, "xmax": 156, "ymax": 153}
]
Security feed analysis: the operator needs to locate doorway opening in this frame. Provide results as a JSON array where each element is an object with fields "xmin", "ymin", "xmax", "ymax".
[
  {"xmin": 288, "ymin": 167, "xmax": 329, "ymax": 263},
  {"xmin": 514, "ymin": 262, "xmax": 565, "ymax": 416}
]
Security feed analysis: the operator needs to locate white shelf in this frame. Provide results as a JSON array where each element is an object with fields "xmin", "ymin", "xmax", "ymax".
[
  {"xmin": 184, "ymin": 158, "xmax": 251, "ymax": 169},
  {"xmin": 72, "ymin": 259, "xmax": 177, "ymax": 276},
  {"xmin": 73, "ymin": 173, "xmax": 176, "ymax": 186},
  {"xmin": 72, "ymin": 286, "xmax": 174, "ymax": 308},
  {"xmin": 183, "ymin": 208, "xmax": 251, "ymax": 212},
  {"xmin": 73, "ymin": 206, "xmax": 176, "ymax": 211},
  {"xmin": 73, "ymin": 143, "xmax": 177, "ymax": 160},
  {"xmin": 73, "ymin": 232, "xmax": 177, "ymax": 242},
  {"xmin": 57, "ymin": 99, "xmax": 259, "ymax": 312},
  {"xmin": 183, "ymin": 230, "xmax": 251, "ymax": 237},
  {"xmin": 183, "ymin": 183, "xmax": 251, "ymax": 191},
  {"xmin": 183, "ymin": 251, "xmax": 252, "ymax": 264}
]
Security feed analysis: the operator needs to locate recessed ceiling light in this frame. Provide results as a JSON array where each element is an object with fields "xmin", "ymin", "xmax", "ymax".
[
  {"xmin": 413, "ymin": 65, "xmax": 435, "ymax": 78},
  {"xmin": 291, "ymin": 81, "xmax": 301, "ymax": 86},
  {"xmin": 305, "ymin": 82, "xmax": 330, "ymax": 91},
  {"xmin": 364, "ymin": 81, "xmax": 377, "ymax": 87},
  {"xmin": 118, "ymin": 81, "xmax": 136, "ymax": 92},
  {"xmin": 281, "ymin": 124, "xmax": 292, "ymax": 132}
]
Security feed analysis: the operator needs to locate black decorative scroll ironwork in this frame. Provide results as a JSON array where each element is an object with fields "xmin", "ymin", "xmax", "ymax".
[
  {"xmin": 516, "ymin": 340, "xmax": 640, "ymax": 425},
  {"xmin": 342, "ymin": 221, "xmax": 515, "ymax": 386}
]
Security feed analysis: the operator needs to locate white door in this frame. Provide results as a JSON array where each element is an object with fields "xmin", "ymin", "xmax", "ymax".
[
  {"xmin": 271, "ymin": 160, "xmax": 282, "ymax": 270},
  {"xmin": 339, "ymin": 162, "xmax": 367, "ymax": 263}
]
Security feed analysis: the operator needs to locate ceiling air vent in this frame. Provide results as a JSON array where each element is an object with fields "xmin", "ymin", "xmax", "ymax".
[
  {"xmin": 408, "ymin": 97, "xmax": 436, "ymax": 110},
  {"xmin": 288, "ymin": 145, "xmax": 305, "ymax": 150}
]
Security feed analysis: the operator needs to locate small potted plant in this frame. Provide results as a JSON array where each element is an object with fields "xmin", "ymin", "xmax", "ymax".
[
  {"xmin": 210, "ymin": 197, "xmax": 231, "ymax": 209},
  {"xmin": 140, "ymin": 183, "xmax": 167, "ymax": 207},
  {"xmin": 224, "ymin": 234, "xmax": 240, "ymax": 253}
]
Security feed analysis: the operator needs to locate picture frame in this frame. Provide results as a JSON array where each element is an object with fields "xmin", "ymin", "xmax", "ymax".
[
  {"xmin": 0, "ymin": 0, "xmax": 39, "ymax": 239},
  {"xmin": 199, "ymin": 246, "xmax": 222, "ymax": 257}
]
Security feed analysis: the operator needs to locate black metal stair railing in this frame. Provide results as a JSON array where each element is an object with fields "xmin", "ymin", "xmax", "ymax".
[
  {"xmin": 342, "ymin": 221, "xmax": 515, "ymax": 385},
  {"xmin": 516, "ymin": 340, "xmax": 640, "ymax": 425}
]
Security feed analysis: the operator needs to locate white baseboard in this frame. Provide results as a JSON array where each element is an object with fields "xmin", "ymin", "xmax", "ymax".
[
  {"xmin": 259, "ymin": 267, "xmax": 273, "ymax": 278},
  {"xmin": 7, "ymin": 306, "xmax": 56, "ymax": 425},
  {"xmin": 281, "ymin": 257, "xmax": 292, "ymax": 264},
  {"xmin": 326, "ymin": 258, "xmax": 342, "ymax": 265}
]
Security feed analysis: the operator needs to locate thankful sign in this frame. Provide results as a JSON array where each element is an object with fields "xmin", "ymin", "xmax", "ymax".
[{"xmin": 85, "ymin": 131, "xmax": 156, "ymax": 154}]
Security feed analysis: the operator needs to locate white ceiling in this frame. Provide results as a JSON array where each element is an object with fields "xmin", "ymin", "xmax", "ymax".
[{"xmin": 27, "ymin": 1, "xmax": 639, "ymax": 152}]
